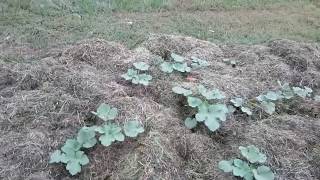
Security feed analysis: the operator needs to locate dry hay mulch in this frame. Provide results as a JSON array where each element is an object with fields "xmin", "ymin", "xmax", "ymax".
[{"xmin": 0, "ymin": 35, "xmax": 320, "ymax": 180}]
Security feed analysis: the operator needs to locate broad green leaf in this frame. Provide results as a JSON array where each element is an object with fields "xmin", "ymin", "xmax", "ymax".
[
  {"xmin": 218, "ymin": 160, "xmax": 234, "ymax": 173},
  {"xmin": 77, "ymin": 127, "xmax": 97, "ymax": 148},
  {"xmin": 253, "ymin": 166, "xmax": 275, "ymax": 180},
  {"xmin": 49, "ymin": 150, "xmax": 64, "ymax": 163},
  {"xmin": 137, "ymin": 74, "xmax": 152, "ymax": 86},
  {"xmin": 191, "ymin": 57, "xmax": 209, "ymax": 68},
  {"xmin": 265, "ymin": 91, "xmax": 282, "ymax": 101},
  {"xmin": 171, "ymin": 53, "xmax": 185, "ymax": 62},
  {"xmin": 314, "ymin": 95, "xmax": 320, "ymax": 102},
  {"xmin": 228, "ymin": 105, "xmax": 236, "ymax": 114},
  {"xmin": 241, "ymin": 107, "xmax": 252, "ymax": 116},
  {"xmin": 92, "ymin": 103, "xmax": 118, "ymax": 121},
  {"xmin": 231, "ymin": 97, "xmax": 244, "ymax": 107},
  {"xmin": 184, "ymin": 117, "xmax": 197, "ymax": 129},
  {"xmin": 280, "ymin": 83, "xmax": 294, "ymax": 99},
  {"xmin": 196, "ymin": 103, "xmax": 228, "ymax": 132},
  {"xmin": 198, "ymin": 85, "xmax": 225, "ymax": 100},
  {"xmin": 66, "ymin": 161, "xmax": 81, "ymax": 176},
  {"xmin": 160, "ymin": 62, "xmax": 174, "ymax": 73},
  {"xmin": 121, "ymin": 69, "xmax": 138, "ymax": 80},
  {"xmin": 233, "ymin": 159, "xmax": 253, "ymax": 180},
  {"xmin": 61, "ymin": 139, "xmax": 81, "ymax": 155},
  {"xmin": 261, "ymin": 101, "xmax": 275, "ymax": 115},
  {"xmin": 209, "ymin": 104, "xmax": 229, "ymax": 122},
  {"xmin": 96, "ymin": 123, "xmax": 125, "ymax": 146},
  {"xmin": 293, "ymin": 86, "xmax": 312, "ymax": 98},
  {"xmin": 305, "ymin": 86, "xmax": 313, "ymax": 94},
  {"xmin": 187, "ymin": 96, "xmax": 203, "ymax": 107},
  {"xmin": 256, "ymin": 94, "xmax": 267, "ymax": 102},
  {"xmin": 65, "ymin": 151, "xmax": 89, "ymax": 176},
  {"xmin": 239, "ymin": 145, "xmax": 267, "ymax": 163},
  {"xmin": 124, "ymin": 120, "xmax": 144, "ymax": 137},
  {"xmin": 133, "ymin": 62, "xmax": 150, "ymax": 71},
  {"xmin": 172, "ymin": 86, "xmax": 192, "ymax": 96},
  {"xmin": 204, "ymin": 118, "xmax": 220, "ymax": 132},
  {"xmin": 173, "ymin": 63, "xmax": 191, "ymax": 72}
]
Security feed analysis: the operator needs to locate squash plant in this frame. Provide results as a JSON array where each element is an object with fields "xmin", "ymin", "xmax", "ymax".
[
  {"xmin": 219, "ymin": 145, "xmax": 275, "ymax": 180},
  {"xmin": 49, "ymin": 103, "xmax": 144, "ymax": 175},
  {"xmin": 122, "ymin": 62, "xmax": 152, "ymax": 86},
  {"xmin": 160, "ymin": 53, "xmax": 192, "ymax": 73},
  {"xmin": 172, "ymin": 85, "xmax": 228, "ymax": 132}
]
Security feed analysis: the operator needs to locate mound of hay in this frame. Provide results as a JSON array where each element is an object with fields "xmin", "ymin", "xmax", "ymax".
[{"xmin": 0, "ymin": 35, "xmax": 319, "ymax": 179}]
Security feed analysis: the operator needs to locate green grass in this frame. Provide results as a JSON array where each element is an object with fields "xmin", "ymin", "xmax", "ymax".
[{"xmin": 1, "ymin": 0, "xmax": 319, "ymax": 61}]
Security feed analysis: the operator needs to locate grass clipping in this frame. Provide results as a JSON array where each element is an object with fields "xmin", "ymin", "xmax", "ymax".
[{"xmin": 0, "ymin": 35, "xmax": 320, "ymax": 179}]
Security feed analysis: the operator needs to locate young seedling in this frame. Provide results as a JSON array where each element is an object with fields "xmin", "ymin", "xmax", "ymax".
[
  {"xmin": 50, "ymin": 103, "xmax": 145, "ymax": 175},
  {"xmin": 190, "ymin": 56, "xmax": 209, "ymax": 69},
  {"xmin": 230, "ymin": 97, "xmax": 252, "ymax": 115},
  {"xmin": 219, "ymin": 145, "xmax": 275, "ymax": 180},
  {"xmin": 122, "ymin": 62, "xmax": 152, "ymax": 86},
  {"xmin": 160, "ymin": 53, "xmax": 191, "ymax": 73},
  {"xmin": 49, "ymin": 139, "xmax": 90, "ymax": 175},
  {"xmin": 172, "ymin": 85, "xmax": 228, "ymax": 132}
]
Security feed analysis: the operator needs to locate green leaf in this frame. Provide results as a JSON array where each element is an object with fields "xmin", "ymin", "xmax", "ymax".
[
  {"xmin": 187, "ymin": 96, "xmax": 203, "ymax": 107},
  {"xmin": 66, "ymin": 161, "xmax": 81, "ymax": 176},
  {"xmin": 231, "ymin": 97, "xmax": 244, "ymax": 107},
  {"xmin": 228, "ymin": 105, "xmax": 236, "ymax": 114},
  {"xmin": 96, "ymin": 123, "xmax": 125, "ymax": 146},
  {"xmin": 265, "ymin": 91, "xmax": 282, "ymax": 101},
  {"xmin": 239, "ymin": 145, "xmax": 267, "ymax": 163},
  {"xmin": 280, "ymin": 83, "xmax": 294, "ymax": 99},
  {"xmin": 184, "ymin": 117, "xmax": 197, "ymax": 129},
  {"xmin": 172, "ymin": 86, "xmax": 192, "ymax": 96},
  {"xmin": 173, "ymin": 62, "xmax": 191, "ymax": 72},
  {"xmin": 171, "ymin": 53, "xmax": 185, "ymax": 62},
  {"xmin": 61, "ymin": 139, "xmax": 81, "ymax": 155},
  {"xmin": 191, "ymin": 57, "xmax": 209, "ymax": 68},
  {"xmin": 198, "ymin": 85, "xmax": 225, "ymax": 100},
  {"xmin": 196, "ymin": 103, "xmax": 228, "ymax": 132},
  {"xmin": 121, "ymin": 69, "xmax": 138, "ymax": 80},
  {"xmin": 314, "ymin": 95, "xmax": 320, "ymax": 102},
  {"xmin": 124, "ymin": 120, "xmax": 144, "ymax": 137},
  {"xmin": 218, "ymin": 160, "xmax": 234, "ymax": 173},
  {"xmin": 77, "ymin": 127, "xmax": 97, "ymax": 148},
  {"xmin": 49, "ymin": 150, "xmax": 64, "ymax": 164},
  {"xmin": 133, "ymin": 62, "xmax": 150, "ymax": 71},
  {"xmin": 261, "ymin": 101, "xmax": 275, "ymax": 115},
  {"xmin": 256, "ymin": 94, "xmax": 267, "ymax": 102},
  {"xmin": 293, "ymin": 86, "xmax": 313, "ymax": 98},
  {"xmin": 233, "ymin": 159, "xmax": 254, "ymax": 180},
  {"xmin": 253, "ymin": 166, "xmax": 275, "ymax": 180},
  {"xmin": 160, "ymin": 62, "xmax": 174, "ymax": 73},
  {"xmin": 65, "ymin": 151, "xmax": 89, "ymax": 176},
  {"xmin": 241, "ymin": 107, "xmax": 252, "ymax": 116},
  {"xmin": 92, "ymin": 103, "xmax": 118, "ymax": 121},
  {"xmin": 137, "ymin": 74, "xmax": 152, "ymax": 86},
  {"xmin": 204, "ymin": 118, "xmax": 220, "ymax": 131}
]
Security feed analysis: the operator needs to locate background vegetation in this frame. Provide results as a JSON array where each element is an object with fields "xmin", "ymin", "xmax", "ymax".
[{"xmin": 1, "ymin": 0, "xmax": 319, "ymax": 61}]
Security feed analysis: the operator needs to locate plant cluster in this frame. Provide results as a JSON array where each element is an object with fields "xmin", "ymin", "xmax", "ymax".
[
  {"xmin": 219, "ymin": 145, "xmax": 275, "ymax": 180},
  {"xmin": 230, "ymin": 97, "xmax": 252, "ymax": 115},
  {"xmin": 122, "ymin": 62, "xmax": 152, "ymax": 86},
  {"xmin": 49, "ymin": 103, "xmax": 144, "ymax": 175},
  {"xmin": 173, "ymin": 85, "xmax": 228, "ymax": 132},
  {"xmin": 160, "ymin": 53, "xmax": 192, "ymax": 73},
  {"xmin": 255, "ymin": 82, "xmax": 315, "ymax": 115}
]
